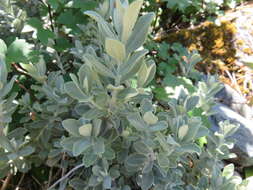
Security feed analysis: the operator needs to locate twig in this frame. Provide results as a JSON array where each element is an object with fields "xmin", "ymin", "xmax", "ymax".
[
  {"xmin": 1, "ymin": 173, "xmax": 12, "ymax": 190},
  {"xmin": 15, "ymin": 173, "xmax": 25, "ymax": 190},
  {"xmin": 48, "ymin": 163, "xmax": 85, "ymax": 190},
  {"xmin": 46, "ymin": 167, "xmax": 54, "ymax": 190}
]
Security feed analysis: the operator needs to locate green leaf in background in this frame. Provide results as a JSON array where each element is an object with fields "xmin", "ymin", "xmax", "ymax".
[
  {"xmin": 27, "ymin": 18, "xmax": 55, "ymax": 45},
  {"xmin": 6, "ymin": 38, "xmax": 33, "ymax": 64}
]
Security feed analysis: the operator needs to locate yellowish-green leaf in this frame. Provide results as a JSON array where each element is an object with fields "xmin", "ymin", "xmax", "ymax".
[
  {"xmin": 79, "ymin": 124, "xmax": 92, "ymax": 137},
  {"xmin": 178, "ymin": 125, "xmax": 189, "ymax": 140},
  {"xmin": 143, "ymin": 111, "xmax": 158, "ymax": 125},
  {"xmin": 105, "ymin": 38, "xmax": 126, "ymax": 62},
  {"xmin": 121, "ymin": 0, "xmax": 143, "ymax": 43}
]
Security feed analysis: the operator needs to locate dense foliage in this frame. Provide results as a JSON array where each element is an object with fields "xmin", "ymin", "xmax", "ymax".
[{"xmin": 0, "ymin": 0, "xmax": 251, "ymax": 189}]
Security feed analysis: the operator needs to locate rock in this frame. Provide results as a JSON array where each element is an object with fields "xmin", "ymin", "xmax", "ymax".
[
  {"xmin": 210, "ymin": 103, "xmax": 253, "ymax": 166},
  {"xmin": 215, "ymin": 84, "xmax": 253, "ymax": 119}
]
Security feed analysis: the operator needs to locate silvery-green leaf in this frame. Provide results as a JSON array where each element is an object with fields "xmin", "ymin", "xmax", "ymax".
[
  {"xmin": 126, "ymin": 13, "xmax": 155, "ymax": 53},
  {"xmin": 142, "ymin": 160, "xmax": 154, "ymax": 173},
  {"xmin": 82, "ymin": 108, "xmax": 106, "ymax": 120},
  {"xmin": 138, "ymin": 60, "xmax": 156, "ymax": 87},
  {"xmin": 0, "ymin": 59, "xmax": 7, "ymax": 82},
  {"xmin": 0, "ymin": 39, "xmax": 7, "ymax": 59},
  {"xmin": 143, "ymin": 111, "xmax": 158, "ymax": 125},
  {"xmin": 0, "ymin": 136, "xmax": 14, "ymax": 152},
  {"xmin": 18, "ymin": 146, "xmax": 35, "ymax": 157},
  {"xmin": 65, "ymin": 81, "xmax": 90, "ymax": 102},
  {"xmin": 84, "ymin": 11, "xmax": 117, "ymax": 39},
  {"xmin": 0, "ymin": 76, "xmax": 17, "ymax": 98},
  {"xmin": 182, "ymin": 117, "xmax": 202, "ymax": 142},
  {"xmin": 125, "ymin": 153, "xmax": 148, "ymax": 167},
  {"xmin": 219, "ymin": 121, "xmax": 239, "ymax": 137},
  {"xmin": 133, "ymin": 141, "xmax": 152, "ymax": 154},
  {"xmin": 83, "ymin": 147, "xmax": 97, "ymax": 167},
  {"xmin": 83, "ymin": 54, "xmax": 115, "ymax": 78},
  {"xmin": 103, "ymin": 146, "xmax": 115, "ymax": 160},
  {"xmin": 105, "ymin": 38, "xmax": 126, "ymax": 62},
  {"xmin": 127, "ymin": 113, "xmax": 147, "ymax": 131},
  {"xmin": 119, "ymin": 49, "xmax": 148, "ymax": 82},
  {"xmin": 157, "ymin": 152, "xmax": 170, "ymax": 168},
  {"xmin": 62, "ymin": 119, "xmax": 80, "ymax": 136},
  {"xmin": 121, "ymin": 0, "xmax": 143, "ymax": 43},
  {"xmin": 178, "ymin": 125, "xmax": 189, "ymax": 140},
  {"xmin": 222, "ymin": 164, "xmax": 234, "ymax": 179},
  {"xmin": 140, "ymin": 172, "xmax": 154, "ymax": 190},
  {"xmin": 185, "ymin": 96, "xmax": 199, "ymax": 112},
  {"xmin": 92, "ymin": 119, "xmax": 102, "ymax": 137},
  {"xmin": 93, "ymin": 138, "xmax": 105, "ymax": 155},
  {"xmin": 73, "ymin": 138, "xmax": 91, "ymax": 156},
  {"xmin": 113, "ymin": 0, "xmax": 125, "ymax": 35},
  {"xmin": 117, "ymin": 88, "xmax": 138, "ymax": 101},
  {"xmin": 103, "ymin": 176, "xmax": 112, "ymax": 189},
  {"xmin": 195, "ymin": 127, "xmax": 209, "ymax": 139},
  {"xmin": 60, "ymin": 137, "xmax": 80, "ymax": 151},
  {"xmin": 79, "ymin": 124, "xmax": 92, "ymax": 137},
  {"xmin": 149, "ymin": 121, "xmax": 168, "ymax": 132},
  {"xmin": 178, "ymin": 143, "xmax": 201, "ymax": 155}
]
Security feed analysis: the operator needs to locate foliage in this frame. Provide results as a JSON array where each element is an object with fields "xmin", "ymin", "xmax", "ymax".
[{"xmin": 0, "ymin": 0, "xmax": 251, "ymax": 189}]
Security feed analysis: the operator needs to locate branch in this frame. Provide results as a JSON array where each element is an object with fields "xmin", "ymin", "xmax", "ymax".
[
  {"xmin": 0, "ymin": 173, "xmax": 12, "ymax": 190},
  {"xmin": 48, "ymin": 163, "xmax": 84, "ymax": 190}
]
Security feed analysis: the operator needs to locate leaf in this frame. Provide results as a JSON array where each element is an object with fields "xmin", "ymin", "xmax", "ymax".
[
  {"xmin": 73, "ymin": 138, "xmax": 91, "ymax": 156},
  {"xmin": 157, "ymin": 152, "xmax": 170, "ymax": 168},
  {"xmin": 0, "ymin": 39, "xmax": 7, "ymax": 59},
  {"xmin": 103, "ymin": 176, "xmax": 112, "ymax": 189},
  {"xmin": 178, "ymin": 125, "xmax": 189, "ymax": 140},
  {"xmin": 119, "ymin": 49, "xmax": 148, "ymax": 82},
  {"xmin": 149, "ymin": 121, "xmax": 168, "ymax": 132},
  {"xmin": 127, "ymin": 113, "xmax": 147, "ymax": 131},
  {"xmin": 143, "ymin": 111, "xmax": 158, "ymax": 125},
  {"xmin": 126, "ymin": 13, "xmax": 155, "ymax": 53},
  {"xmin": 6, "ymin": 38, "xmax": 33, "ymax": 64},
  {"xmin": 79, "ymin": 124, "xmax": 92, "ymax": 136},
  {"xmin": 222, "ymin": 164, "xmax": 234, "ymax": 179},
  {"xmin": 61, "ymin": 137, "xmax": 80, "ymax": 151},
  {"xmin": 185, "ymin": 96, "xmax": 199, "ymax": 112},
  {"xmin": 0, "ymin": 136, "xmax": 14, "ymax": 152},
  {"xmin": 0, "ymin": 59, "xmax": 7, "ymax": 82},
  {"xmin": 138, "ymin": 60, "xmax": 156, "ymax": 87},
  {"xmin": 83, "ymin": 54, "xmax": 115, "ymax": 78},
  {"xmin": 62, "ymin": 119, "xmax": 80, "ymax": 136},
  {"xmin": 133, "ymin": 141, "xmax": 152, "ymax": 154},
  {"xmin": 65, "ymin": 81, "xmax": 90, "ymax": 102},
  {"xmin": 125, "ymin": 153, "xmax": 148, "ymax": 167},
  {"xmin": 84, "ymin": 11, "xmax": 117, "ymax": 39},
  {"xmin": 93, "ymin": 138, "xmax": 105, "ymax": 155},
  {"xmin": 82, "ymin": 147, "xmax": 97, "ymax": 167},
  {"xmin": 178, "ymin": 143, "xmax": 201, "ymax": 155},
  {"xmin": 121, "ymin": 0, "xmax": 143, "ymax": 42},
  {"xmin": 105, "ymin": 38, "xmax": 126, "ymax": 62},
  {"xmin": 18, "ymin": 146, "xmax": 35, "ymax": 157},
  {"xmin": 141, "ymin": 172, "xmax": 154, "ymax": 190}
]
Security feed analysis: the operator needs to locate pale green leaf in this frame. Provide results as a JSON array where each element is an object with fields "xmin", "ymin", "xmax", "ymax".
[
  {"xmin": 121, "ymin": 0, "xmax": 143, "ymax": 42},
  {"xmin": 62, "ymin": 119, "xmax": 80, "ymax": 136},
  {"xmin": 126, "ymin": 13, "xmax": 155, "ymax": 53},
  {"xmin": 105, "ymin": 38, "xmax": 126, "ymax": 62}
]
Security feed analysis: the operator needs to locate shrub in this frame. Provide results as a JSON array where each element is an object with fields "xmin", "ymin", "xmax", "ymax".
[{"xmin": 0, "ymin": 0, "xmax": 250, "ymax": 189}]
